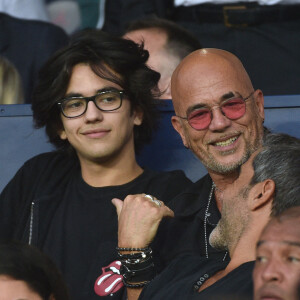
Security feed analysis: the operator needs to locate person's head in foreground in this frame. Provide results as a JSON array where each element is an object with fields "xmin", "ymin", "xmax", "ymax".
[
  {"xmin": 209, "ymin": 132, "xmax": 300, "ymax": 254},
  {"xmin": 253, "ymin": 206, "xmax": 300, "ymax": 300},
  {"xmin": 0, "ymin": 55, "xmax": 24, "ymax": 104},
  {"xmin": 171, "ymin": 48, "xmax": 265, "ymax": 179},
  {"xmin": 0, "ymin": 241, "xmax": 69, "ymax": 300}
]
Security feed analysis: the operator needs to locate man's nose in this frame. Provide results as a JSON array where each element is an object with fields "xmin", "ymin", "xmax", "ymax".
[
  {"xmin": 84, "ymin": 101, "xmax": 104, "ymax": 122},
  {"xmin": 208, "ymin": 107, "xmax": 231, "ymax": 132},
  {"xmin": 261, "ymin": 260, "xmax": 282, "ymax": 283}
]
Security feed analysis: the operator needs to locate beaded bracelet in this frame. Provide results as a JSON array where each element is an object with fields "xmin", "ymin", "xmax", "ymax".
[{"xmin": 116, "ymin": 247, "xmax": 149, "ymax": 252}]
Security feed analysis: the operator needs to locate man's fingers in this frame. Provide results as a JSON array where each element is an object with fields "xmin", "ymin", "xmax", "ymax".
[
  {"xmin": 112, "ymin": 198, "xmax": 123, "ymax": 218},
  {"xmin": 163, "ymin": 205, "xmax": 175, "ymax": 218}
]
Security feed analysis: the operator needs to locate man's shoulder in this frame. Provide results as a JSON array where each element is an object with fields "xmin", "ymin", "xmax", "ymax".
[
  {"xmin": 140, "ymin": 254, "xmax": 227, "ymax": 300},
  {"xmin": 140, "ymin": 168, "xmax": 193, "ymax": 203},
  {"xmin": 23, "ymin": 151, "xmax": 77, "ymax": 175},
  {"xmin": 167, "ymin": 173, "xmax": 212, "ymax": 214}
]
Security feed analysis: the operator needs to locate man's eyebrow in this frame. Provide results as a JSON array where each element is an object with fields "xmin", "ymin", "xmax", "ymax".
[
  {"xmin": 185, "ymin": 91, "xmax": 237, "ymax": 115},
  {"xmin": 257, "ymin": 240, "xmax": 300, "ymax": 248},
  {"xmin": 283, "ymin": 241, "xmax": 300, "ymax": 247},
  {"xmin": 64, "ymin": 87, "xmax": 120, "ymax": 99},
  {"xmin": 221, "ymin": 91, "xmax": 236, "ymax": 101},
  {"xmin": 64, "ymin": 92, "xmax": 82, "ymax": 98}
]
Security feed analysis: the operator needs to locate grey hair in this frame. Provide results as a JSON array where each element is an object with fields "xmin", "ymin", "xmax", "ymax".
[{"xmin": 250, "ymin": 132, "xmax": 300, "ymax": 216}]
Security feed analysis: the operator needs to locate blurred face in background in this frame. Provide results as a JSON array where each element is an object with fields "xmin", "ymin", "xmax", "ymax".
[
  {"xmin": 0, "ymin": 275, "xmax": 44, "ymax": 300},
  {"xmin": 253, "ymin": 217, "xmax": 300, "ymax": 300},
  {"xmin": 124, "ymin": 28, "xmax": 179, "ymax": 99}
]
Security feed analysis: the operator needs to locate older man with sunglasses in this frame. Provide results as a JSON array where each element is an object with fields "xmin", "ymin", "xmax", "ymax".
[{"xmin": 111, "ymin": 48, "xmax": 265, "ymax": 298}]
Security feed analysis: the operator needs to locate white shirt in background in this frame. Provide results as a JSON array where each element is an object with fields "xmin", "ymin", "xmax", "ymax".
[
  {"xmin": 0, "ymin": 0, "xmax": 50, "ymax": 21},
  {"xmin": 175, "ymin": 0, "xmax": 300, "ymax": 6}
]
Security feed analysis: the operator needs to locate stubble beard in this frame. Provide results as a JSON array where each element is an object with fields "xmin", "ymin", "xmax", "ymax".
[
  {"xmin": 201, "ymin": 133, "xmax": 261, "ymax": 174},
  {"xmin": 209, "ymin": 187, "xmax": 251, "ymax": 251},
  {"xmin": 209, "ymin": 218, "xmax": 228, "ymax": 251}
]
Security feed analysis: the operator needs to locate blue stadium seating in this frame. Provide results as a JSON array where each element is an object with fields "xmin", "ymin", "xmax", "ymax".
[{"xmin": 0, "ymin": 95, "xmax": 299, "ymax": 192}]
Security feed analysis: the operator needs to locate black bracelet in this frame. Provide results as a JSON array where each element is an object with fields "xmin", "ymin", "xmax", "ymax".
[
  {"xmin": 116, "ymin": 247, "xmax": 149, "ymax": 252},
  {"xmin": 122, "ymin": 280, "xmax": 150, "ymax": 288},
  {"xmin": 122, "ymin": 255, "xmax": 153, "ymax": 265},
  {"xmin": 121, "ymin": 258, "xmax": 156, "ymax": 283}
]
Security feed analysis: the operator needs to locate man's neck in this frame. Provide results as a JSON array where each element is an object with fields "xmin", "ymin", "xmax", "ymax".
[
  {"xmin": 209, "ymin": 169, "xmax": 239, "ymax": 190},
  {"xmin": 79, "ymin": 153, "xmax": 143, "ymax": 188},
  {"xmin": 209, "ymin": 170, "xmax": 239, "ymax": 212},
  {"xmin": 200, "ymin": 217, "xmax": 267, "ymax": 292}
]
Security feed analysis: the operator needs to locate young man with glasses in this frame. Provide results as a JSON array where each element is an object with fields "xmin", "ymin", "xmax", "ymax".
[{"xmin": 0, "ymin": 29, "xmax": 192, "ymax": 300}]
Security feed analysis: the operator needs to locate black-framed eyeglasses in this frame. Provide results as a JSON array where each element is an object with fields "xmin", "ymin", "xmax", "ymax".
[
  {"xmin": 176, "ymin": 91, "xmax": 255, "ymax": 130},
  {"xmin": 57, "ymin": 90, "xmax": 124, "ymax": 118}
]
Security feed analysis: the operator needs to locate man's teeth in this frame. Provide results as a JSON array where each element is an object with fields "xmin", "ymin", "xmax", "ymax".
[{"xmin": 215, "ymin": 136, "xmax": 238, "ymax": 147}]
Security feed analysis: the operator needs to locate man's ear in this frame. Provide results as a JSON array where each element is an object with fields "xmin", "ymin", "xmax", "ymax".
[
  {"xmin": 249, "ymin": 179, "xmax": 275, "ymax": 211},
  {"xmin": 59, "ymin": 129, "xmax": 67, "ymax": 140},
  {"xmin": 171, "ymin": 116, "xmax": 189, "ymax": 148},
  {"xmin": 133, "ymin": 107, "xmax": 143, "ymax": 126},
  {"xmin": 254, "ymin": 89, "xmax": 265, "ymax": 120}
]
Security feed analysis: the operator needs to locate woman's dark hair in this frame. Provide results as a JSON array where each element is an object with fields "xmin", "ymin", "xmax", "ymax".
[
  {"xmin": 0, "ymin": 241, "xmax": 69, "ymax": 300},
  {"xmin": 32, "ymin": 29, "xmax": 161, "ymax": 153}
]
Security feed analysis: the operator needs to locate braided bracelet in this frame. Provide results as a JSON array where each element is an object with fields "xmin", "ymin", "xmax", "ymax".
[
  {"xmin": 122, "ymin": 281, "xmax": 150, "ymax": 288},
  {"xmin": 117, "ymin": 248, "xmax": 152, "ymax": 261}
]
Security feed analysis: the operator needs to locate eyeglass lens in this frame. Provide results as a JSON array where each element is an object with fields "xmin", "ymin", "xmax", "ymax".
[
  {"xmin": 61, "ymin": 91, "xmax": 121, "ymax": 117},
  {"xmin": 187, "ymin": 98, "xmax": 246, "ymax": 130}
]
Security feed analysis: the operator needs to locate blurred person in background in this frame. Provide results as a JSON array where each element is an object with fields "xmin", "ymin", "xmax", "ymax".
[
  {"xmin": 102, "ymin": 0, "xmax": 300, "ymax": 96},
  {"xmin": 0, "ymin": 56, "xmax": 24, "ymax": 104},
  {"xmin": 123, "ymin": 17, "xmax": 201, "ymax": 99},
  {"xmin": 0, "ymin": 12, "xmax": 68, "ymax": 102}
]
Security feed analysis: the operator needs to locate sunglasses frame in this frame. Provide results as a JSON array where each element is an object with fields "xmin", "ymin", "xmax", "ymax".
[{"xmin": 176, "ymin": 91, "xmax": 255, "ymax": 130}]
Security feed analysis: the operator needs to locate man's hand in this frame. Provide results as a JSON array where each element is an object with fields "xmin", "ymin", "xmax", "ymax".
[{"xmin": 112, "ymin": 194, "xmax": 174, "ymax": 248}]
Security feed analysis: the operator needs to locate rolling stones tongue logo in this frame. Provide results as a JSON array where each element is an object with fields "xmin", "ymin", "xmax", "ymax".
[{"xmin": 94, "ymin": 260, "xmax": 124, "ymax": 296}]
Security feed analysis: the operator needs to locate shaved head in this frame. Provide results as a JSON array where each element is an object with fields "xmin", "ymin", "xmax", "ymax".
[
  {"xmin": 171, "ymin": 48, "xmax": 254, "ymax": 112},
  {"xmin": 170, "ymin": 48, "xmax": 264, "ymax": 175}
]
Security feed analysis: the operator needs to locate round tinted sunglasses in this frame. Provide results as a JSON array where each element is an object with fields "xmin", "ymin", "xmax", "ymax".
[{"xmin": 176, "ymin": 91, "xmax": 255, "ymax": 130}]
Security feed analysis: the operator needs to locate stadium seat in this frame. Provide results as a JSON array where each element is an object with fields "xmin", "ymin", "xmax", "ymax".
[{"xmin": 0, "ymin": 95, "xmax": 299, "ymax": 192}]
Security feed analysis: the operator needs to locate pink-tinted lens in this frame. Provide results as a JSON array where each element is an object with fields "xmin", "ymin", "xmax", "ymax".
[
  {"xmin": 188, "ymin": 108, "xmax": 211, "ymax": 130},
  {"xmin": 221, "ymin": 98, "xmax": 246, "ymax": 119}
]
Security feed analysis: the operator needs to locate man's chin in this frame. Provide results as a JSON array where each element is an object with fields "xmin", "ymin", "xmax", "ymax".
[
  {"xmin": 209, "ymin": 227, "xmax": 227, "ymax": 251},
  {"xmin": 205, "ymin": 152, "xmax": 250, "ymax": 174}
]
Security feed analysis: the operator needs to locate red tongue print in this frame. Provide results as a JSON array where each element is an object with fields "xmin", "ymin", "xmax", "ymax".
[{"xmin": 94, "ymin": 260, "xmax": 124, "ymax": 296}]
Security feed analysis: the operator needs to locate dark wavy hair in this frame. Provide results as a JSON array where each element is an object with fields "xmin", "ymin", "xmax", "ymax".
[
  {"xmin": 32, "ymin": 29, "xmax": 161, "ymax": 153},
  {"xmin": 0, "ymin": 241, "xmax": 69, "ymax": 300}
]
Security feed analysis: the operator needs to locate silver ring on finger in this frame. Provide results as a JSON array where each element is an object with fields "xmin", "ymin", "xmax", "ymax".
[
  {"xmin": 144, "ymin": 194, "xmax": 161, "ymax": 207},
  {"xmin": 144, "ymin": 194, "xmax": 155, "ymax": 201},
  {"xmin": 152, "ymin": 199, "xmax": 162, "ymax": 207}
]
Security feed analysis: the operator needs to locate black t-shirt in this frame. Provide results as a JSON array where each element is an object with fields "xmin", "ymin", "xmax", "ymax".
[
  {"xmin": 140, "ymin": 254, "xmax": 254, "ymax": 300},
  {"xmin": 40, "ymin": 166, "xmax": 192, "ymax": 300}
]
